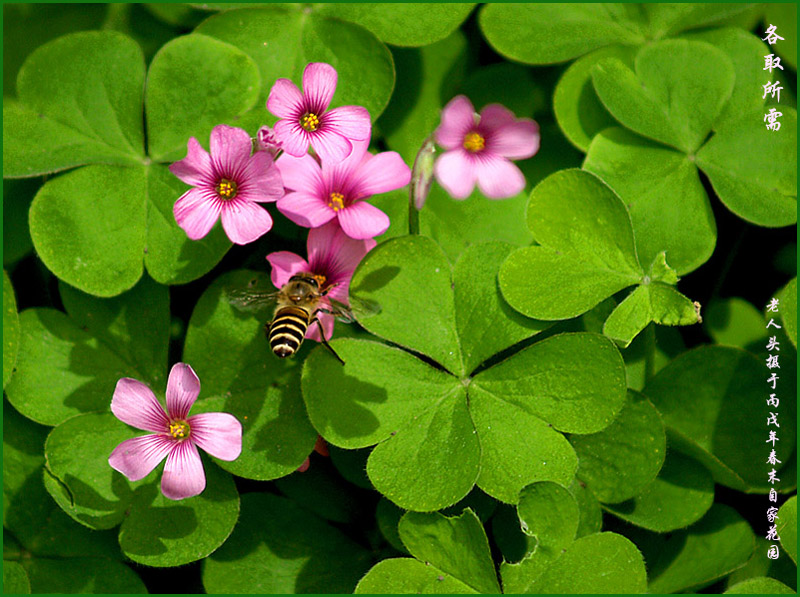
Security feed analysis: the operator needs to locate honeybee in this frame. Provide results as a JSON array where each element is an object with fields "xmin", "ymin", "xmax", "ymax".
[{"xmin": 229, "ymin": 273, "xmax": 374, "ymax": 365}]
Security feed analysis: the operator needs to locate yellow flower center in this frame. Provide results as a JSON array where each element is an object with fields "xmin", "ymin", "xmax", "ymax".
[
  {"xmin": 328, "ymin": 192, "xmax": 345, "ymax": 211},
  {"xmin": 169, "ymin": 420, "xmax": 190, "ymax": 440},
  {"xmin": 463, "ymin": 132, "xmax": 485, "ymax": 153},
  {"xmin": 216, "ymin": 178, "xmax": 238, "ymax": 200},
  {"xmin": 301, "ymin": 112, "xmax": 321, "ymax": 132}
]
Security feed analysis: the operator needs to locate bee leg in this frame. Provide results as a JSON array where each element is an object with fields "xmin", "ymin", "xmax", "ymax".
[{"xmin": 311, "ymin": 317, "xmax": 345, "ymax": 365}]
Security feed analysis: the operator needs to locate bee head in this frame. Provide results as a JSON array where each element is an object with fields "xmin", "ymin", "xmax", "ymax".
[{"xmin": 286, "ymin": 274, "xmax": 320, "ymax": 304}]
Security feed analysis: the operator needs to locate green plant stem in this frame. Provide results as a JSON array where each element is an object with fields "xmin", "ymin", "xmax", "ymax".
[
  {"xmin": 644, "ymin": 323, "xmax": 656, "ymax": 382},
  {"xmin": 408, "ymin": 197, "xmax": 420, "ymax": 235}
]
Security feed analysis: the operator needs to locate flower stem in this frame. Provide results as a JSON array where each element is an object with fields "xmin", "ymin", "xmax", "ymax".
[
  {"xmin": 644, "ymin": 322, "xmax": 656, "ymax": 382},
  {"xmin": 408, "ymin": 196, "xmax": 420, "ymax": 235}
]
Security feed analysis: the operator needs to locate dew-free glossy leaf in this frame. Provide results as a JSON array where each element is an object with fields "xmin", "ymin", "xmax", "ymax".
[
  {"xmin": 519, "ymin": 532, "xmax": 647, "ymax": 594},
  {"xmin": 145, "ymin": 34, "xmax": 261, "ymax": 162},
  {"xmin": 119, "ymin": 460, "xmax": 239, "ymax": 567},
  {"xmin": 592, "ymin": 40, "xmax": 734, "ymax": 153},
  {"xmin": 765, "ymin": 4, "xmax": 797, "ymax": 70},
  {"xmin": 3, "ymin": 271, "xmax": 20, "ymax": 388},
  {"xmin": 4, "ymin": 31, "xmax": 145, "ymax": 178},
  {"xmin": 22, "ymin": 557, "xmax": 146, "ymax": 594},
  {"xmin": 778, "ymin": 278, "xmax": 797, "ymax": 347},
  {"xmin": 584, "ymin": 127, "xmax": 716, "ymax": 276},
  {"xmin": 43, "ymin": 413, "xmax": 140, "ymax": 529},
  {"xmin": 183, "ymin": 269, "xmax": 317, "ymax": 479},
  {"xmin": 355, "ymin": 558, "xmax": 477, "ymax": 594},
  {"xmin": 554, "ymin": 45, "xmax": 637, "ymax": 152},
  {"xmin": 196, "ymin": 7, "xmax": 394, "ymax": 120},
  {"xmin": 705, "ymin": 298, "xmax": 768, "ymax": 350},
  {"xmin": 644, "ymin": 346, "xmax": 794, "ymax": 490},
  {"xmin": 499, "ymin": 169, "xmax": 642, "ymax": 320},
  {"xmin": 641, "ymin": 4, "xmax": 757, "ymax": 38},
  {"xmin": 5, "ymin": 308, "xmax": 144, "ymax": 426},
  {"xmin": 603, "ymin": 283, "xmax": 701, "ymax": 348},
  {"xmin": 604, "ymin": 450, "xmax": 714, "ymax": 532},
  {"xmin": 29, "ymin": 165, "xmax": 145, "ymax": 297},
  {"xmin": 2, "ymin": 561, "xmax": 30, "ymax": 594},
  {"xmin": 203, "ymin": 492, "xmax": 371, "ymax": 593},
  {"xmin": 644, "ymin": 504, "xmax": 755, "ymax": 593},
  {"xmin": 777, "ymin": 496, "xmax": 796, "ymax": 564},
  {"xmin": 315, "ymin": 3, "xmax": 475, "ymax": 47},
  {"xmin": 479, "ymin": 3, "xmax": 645, "ymax": 65},
  {"xmin": 570, "ymin": 391, "xmax": 665, "ymax": 503},
  {"xmin": 696, "ymin": 108, "xmax": 797, "ymax": 227},
  {"xmin": 726, "ymin": 577, "xmax": 796, "ymax": 594},
  {"xmin": 399, "ymin": 509, "xmax": 500, "ymax": 594}
]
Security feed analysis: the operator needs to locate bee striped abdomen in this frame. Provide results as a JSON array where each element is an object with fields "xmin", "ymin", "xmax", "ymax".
[{"xmin": 268, "ymin": 306, "xmax": 311, "ymax": 358}]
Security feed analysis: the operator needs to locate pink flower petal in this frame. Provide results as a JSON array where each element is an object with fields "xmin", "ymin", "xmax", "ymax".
[
  {"xmin": 434, "ymin": 150, "xmax": 477, "ymax": 199},
  {"xmin": 337, "ymin": 201, "xmax": 390, "ymax": 239},
  {"xmin": 209, "ymin": 125, "xmax": 252, "ymax": 177},
  {"xmin": 220, "ymin": 200, "xmax": 273, "ymax": 245},
  {"xmin": 297, "ymin": 457, "xmax": 310, "ymax": 472},
  {"xmin": 267, "ymin": 78, "xmax": 304, "ymax": 119},
  {"xmin": 306, "ymin": 311, "xmax": 335, "ymax": 343},
  {"xmin": 165, "ymin": 363, "xmax": 200, "ymax": 420},
  {"xmin": 489, "ymin": 120, "xmax": 540, "ymax": 160},
  {"xmin": 435, "ymin": 95, "xmax": 476, "ymax": 150},
  {"xmin": 303, "ymin": 62, "xmax": 337, "ymax": 114},
  {"xmin": 349, "ymin": 151, "xmax": 411, "ymax": 198},
  {"xmin": 109, "ymin": 434, "xmax": 173, "ymax": 481},
  {"xmin": 240, "ymin": 152, "xmax": 284, "ymax": 203},
  {"xmin": 174, "ymin": 188, "xmax": 222, "ymax": 241},
  {"xmin": 189, "ymin": 412, "xmax": 242, "ymax": 461},
  {"xmin": 161, "ymin": 440, "xmax": 205, "ymax": 500},
  {"xmin": 276, "ymin": 152, "xmax": 324, "ymax": 195},
  {"xmin": 313, "ymin": 436, "xmax": 329, "ymax": 457},
  {"xmin": 266, "ymin": 251, "xmax": 310, "ymax": 289},
  {"xmin": 273, "ymin": 119, "xmax": 310, "ymax": 158},
  {"xmin": 169, "ymin": 138, "xmax": 213, "ymax": 187},
  {"xmin": 277, "ymin": 192, "xmax": 336, "ymax": 228},
  {"xmin": 310, "ymin": 129, "xmax": 352, "ymax": 164},
  {"xmin": 324, "ymin": 105, "xmax": 371, "ymax": 141},
  {"xmin": 474, "ymin": 156, "xmax": 526, "ymax": 199},
  {"xmin": 479, "ymin": 104, "xmax": 517, "ymax": 131},
  {"xmin": 111, "ymin": 378, "xmax": 169, "ymax": 432},
  {"xmin": 307, "ymin": 221, "xmax": 375, "ymax": 285}
]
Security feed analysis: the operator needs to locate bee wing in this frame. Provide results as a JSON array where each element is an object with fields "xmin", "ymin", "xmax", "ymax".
[
  {"xmin": 227, "ymin": 284, "xmax": 279, "ymax": 315},
  {"xmin": 325, "ymin": 295, "xmax": 381, "ymax": 323}
]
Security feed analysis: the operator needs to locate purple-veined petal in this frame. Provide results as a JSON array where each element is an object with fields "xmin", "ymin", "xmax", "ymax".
[
  {"xmin": 165, "ymin": 363, "xmax": 200, "ymax": 420},
  {"xmin": 435, "ymin": 95, "xmax": 476, "ymax": 150},
  {"xmin": 337, "ymin": 201, "xmax": 390, "ymax": 239},
  {"xmin": 277, "ymin": 192, "xmax": 337, "ymax": 228},
  {"xmin": 220, "ymin": 200, "xmax": 273, "ymax": 245},
  {"xmin": 188, "ymin": 412, "xmax": 242, "ymax": 461},
  {"xmin": 310, "ymin": 129, "xmax": 352, "ymax": 164},
  {"xmin": 303, "ymin": 62, "xmax": 337, "ymax": 114},
  {"xmin": 109, "ymin": 434, "xmax": 173, "ymax": 481},
  {"xmin": 479, "ymin": 104, "xmax": 517, "ymax": 132},
  {"xmin": 276, "ymin": 152, "xmax": 324, "ymax": 194},
  {"xmin": 240, "ymin": 152, "xmax": 284, "ymax": 203},
  {"xmin": 323, "ymin": 105, "xmax": 371, "ymax": 141},
  {"xmin": 169, "ymin": 138, "xmax": 213, "ymax": 186},
  {"xmin": 306, "ymin": 311, "xmax": 335, "ymax": 343},
  {"xmin": 111, "ymin": 378, "xmax": 169, "ymax": 432},
  {"xmin": 434, "ymin": 150, "xmax": 477, "ymax": 199},
  {"xmin": 273, "ymin": 119, "xmax": 310, "ymax": 158},
  {"xmin": 489, "ymin": 120, "xmax": 540, "ymax": 159},
  {"xmin": 307, "ymin": 221, "xmax": 374, "ymax": 286},
  {"xmin": 268, "ymin": 78, "xmax": 305, "ymax": 119},
  {"xmin": 209, "ymin": 125, "xmax": 252, "ymax": 178},
  {"xmin": 349, "ymin": 151, "xmax": 411, "ymax": 198},
  {"xmin": 474, "ymin": 156, "xmax": 526, "ymax": 199},
  {"xmin": 267, "ymin": 251, "xmax": 310, "ymax": 289},
  {"xmin": 161, "ymin": 440, "xmax": 205, "ymax": 500},
  {"xmin": 174, "ymin": 188, "xmax": 222, "ymax": 240}
]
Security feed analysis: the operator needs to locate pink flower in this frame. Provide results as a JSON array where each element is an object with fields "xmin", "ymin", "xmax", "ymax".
[
  {"xmin": 256, "ymin": 125, "xmax": 282, "ymax": 157},
  {"xmin": 108, "ymin": 363, "xmax": 242, "ymax": 500},
  {"xmin": 267, "ymin": 62, "xmax": 371, "ymax": 163},
  {"xmin": 433, "ymin": 95, "xmax": 540, "ymax": 200},
  {"xmin": 170, "ymin": 124, "xmax": 284, "ymax": 245},
  {"xmin": 276, "ymin": 138, "xmax": 410, "ymax": 239},
  {"xmin": 266, "ymin": 220, "xmax": 375, "ymax": 342}
]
